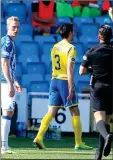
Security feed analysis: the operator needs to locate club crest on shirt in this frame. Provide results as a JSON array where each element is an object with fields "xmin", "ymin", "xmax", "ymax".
[{"xmin": 83, "ymin": 55, "xmax": 87, "ymax": 61}]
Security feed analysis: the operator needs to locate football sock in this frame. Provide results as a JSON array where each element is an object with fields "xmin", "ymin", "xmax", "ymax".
[
  {"xmin": 1, "ymin": 115, "xmax": 11, "ymax": 150},
  {"xmin": 98, "ymin": 133, "xmax": 105, "ymax": 151},
  {"xmin": 35, "ymin": 113, "xmax": 53, "ymax": 142},
  {"xmin": 72, "ymin": 116, "xmax": 82, "ymax": 146},
  {"xmin": 96, "ymin": 120, "xmax": 108, "ymax": 139}
]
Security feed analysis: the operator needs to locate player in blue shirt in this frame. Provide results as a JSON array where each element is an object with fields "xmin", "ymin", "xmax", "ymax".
[{"xmin": 1, "ymin": 16, "xmax": 22, "ymax": 154}]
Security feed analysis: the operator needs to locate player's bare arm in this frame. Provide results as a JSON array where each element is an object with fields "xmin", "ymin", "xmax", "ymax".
[
  {"xmin": 1, "ymin": 58, "xmax": 15, "ymax": 97},
  {"xmin": 67, "ymin": 57, "xmax": 74, "ymax": 100},
  {"xmin": 109, "ymin": 7, "xmax": 113, "ymax": 21}
]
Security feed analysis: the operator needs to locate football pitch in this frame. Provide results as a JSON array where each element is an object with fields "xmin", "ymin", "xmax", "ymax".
[{"xmin": 1, "ymin": 136, "xmax": 113, "ymax": 159}]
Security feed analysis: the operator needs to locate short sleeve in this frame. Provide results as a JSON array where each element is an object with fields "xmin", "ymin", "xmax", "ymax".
[
  {"xmin": 81, "ymin": 48, "xmax": 92, "ymax": 68},
  {"xmin": 68, "ymin": 47, "xmax": 76, "ymax": 63},
  {"xmin": 1, "ymin": 38, "xmax": 12, "ymax": 59}
]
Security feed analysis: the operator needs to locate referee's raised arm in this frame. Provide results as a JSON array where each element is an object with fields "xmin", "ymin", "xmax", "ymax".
[{"xmin": 109, "ymin": 7, "xmax": 113, "ymax": 21}]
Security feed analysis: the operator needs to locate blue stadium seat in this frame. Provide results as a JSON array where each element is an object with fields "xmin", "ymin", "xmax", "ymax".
[
  {"xmin": 73, "ymin": 17, "xmax": 94, "ymax": 27},
  {"xmin": 48, "ymin": 62, "xmax": 52, "ymax": 74},
  {"xmin": 79, "ymin": 35, "xmax": 99, "ymax": 50},
  {"xmin": 23, "ymin": 1, "xmax": 32, "ymax": 23},
  {"xmin": 17, "ymin": 42, "xmax": 40, "ymax": 72},
  {"xmin": 44, "ymin": 74, "xmax": 52, "ymax": 83},
  {"xmin": 74, "ymin": 62, "xmax": 90, "ymax": 87},
  {"xmin": 1, "ymin": 3, "xmax": 5, "ymax": 23},
  {"xmin": 5, "ymin": 3, "xmax": 27, "ymax": 23},
  {"xmin": 77, "ymin": 81, "xmax": 90, "ymax": 93},
  {"xmin": 15, "ymin": 35, "xmax": 32, "ymax": 47},
  {"xmin": 86, "ymin": 42, "xmax": 98, "ymax": 50},
  {"xmin": 1, "ymin": 23, "xmax": 7, "ymax": 37},
  {"xmin": 30, "ymin": 81, "xmax": 49, "ymax": 92},
  {"xmin": 41, "ymin": 42, "xmax": 54, "ymax": 68},
  {"xmin": 19, "ymin": 24, "xmax": 33, "ymax": 36},
  {"xmin": 55, "ymin": 34, "xmax": 62, "ymax": 41},
  {"xmin": 72, "ymin": 36, "xmax": 78, "ymax": 43},
  {"xmin": 15, "ymin": 62, "xmax": 22, "ymax": 78},
  {"xmin": 56, "ymin": 17, "xmax": 71, "ymax": 26},
  {"xmin": 34, "ymin": 35, "xmax": 55, "ymax": 54},
  {"xmin": 95, "ymin": 16, "xmax": 112, "ymax": 26},
  {"xmin": 79, "ymin": 35, "xmax": 99, "ymax": 43},
  {"xmin": 27, "ymin": 62, "xmax": 47, "ymax": 75},
  {"xmin": 22, "ymin": 74, "xmax": 44, "ymax": 89},
  {"xmin": 72, "ymin": 42, "xmax": 84, "ymax": 62},
  {"xmin": 74, "ymin": 62, "xmax": 80, "ymax": 86},
  {"xmin": 80, "ymin": 24, "xmax": 99, "ymax": 37},
  {"xmin": 2, "ymin": 0, "xmax": 20, "ymax": 8}
]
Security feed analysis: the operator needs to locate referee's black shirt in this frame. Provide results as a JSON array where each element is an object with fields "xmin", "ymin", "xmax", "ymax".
[{"xmin": 81, "ymin": 41, "xmax": 113, "ymax": 85}]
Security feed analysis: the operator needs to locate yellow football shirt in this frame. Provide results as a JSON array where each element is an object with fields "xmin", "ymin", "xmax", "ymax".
[{"xmin": 51, "ymin": 39, "xmax": 76, "ymax": 80}]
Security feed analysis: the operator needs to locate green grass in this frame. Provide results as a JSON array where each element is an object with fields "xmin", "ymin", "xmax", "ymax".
[{"xmin": 1, "ymin": 136, "xmax": 113, "ymax": 159}]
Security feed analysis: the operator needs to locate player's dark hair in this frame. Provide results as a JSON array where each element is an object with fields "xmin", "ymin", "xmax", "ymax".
[
  {"xmin": 99, "ymin": 24, "xmax": 112, "ymax": 42},
  {"xmin": 56, "ymin": 23, "xmax": 73, "ymax": 38}
]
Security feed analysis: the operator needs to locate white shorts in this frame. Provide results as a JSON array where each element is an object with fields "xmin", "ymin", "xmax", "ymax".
[{"xmin": 1, "ymin": 83, "xmax": 15, "ymax": 111}]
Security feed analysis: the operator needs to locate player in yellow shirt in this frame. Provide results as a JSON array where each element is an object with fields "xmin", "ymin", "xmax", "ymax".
[{"xmin": 33, "ymin": 23, "xmax": 93, "ymax": 150}]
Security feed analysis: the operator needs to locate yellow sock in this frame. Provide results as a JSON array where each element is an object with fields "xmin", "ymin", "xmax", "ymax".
[
  {"xmin": 72, "ymin": 116, "xmax": 82, "ymax": 146},
  {"xmin": 34, "ymin": 113, "xmax": 53, "ymax": 142}
]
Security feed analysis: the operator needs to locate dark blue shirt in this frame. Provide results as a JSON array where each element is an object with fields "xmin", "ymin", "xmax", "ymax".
[{"xmin": 1, "ymin": 35, "xmax": 16, "ymax": 83}]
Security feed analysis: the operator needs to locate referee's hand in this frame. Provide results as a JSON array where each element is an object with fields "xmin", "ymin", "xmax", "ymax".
[{"xmin": 109, "ymin": 7, "xmax": 113, "ymax": 20}]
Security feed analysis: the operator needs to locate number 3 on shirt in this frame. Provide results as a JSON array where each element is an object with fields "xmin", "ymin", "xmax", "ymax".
[{"xmin": 55, "ymin": 55, "xmax": 61, "ymax": 70}]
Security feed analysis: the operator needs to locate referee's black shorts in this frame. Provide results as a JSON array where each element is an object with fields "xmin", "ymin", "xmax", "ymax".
[{"xmin": 90, "ymin": 82, "xmax": 112, "ymax": 115}]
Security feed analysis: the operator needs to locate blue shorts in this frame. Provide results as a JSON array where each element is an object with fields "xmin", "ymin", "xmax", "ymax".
[{"xmin": 48, "ymin": 79, "xmax": 78, "ymax": 108}]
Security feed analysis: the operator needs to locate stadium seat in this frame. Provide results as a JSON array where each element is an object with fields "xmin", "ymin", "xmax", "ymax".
[
  {"xmin": 15, "ymin": 34, "xmax": 32, "ymax": 47},
  {"xmin": 74, "ymin": 62, "xmax": 81, "ymax": 86},
  {"xmin": 5, "ymin": 3, "xmax": 27, "ymax": 23},
  {"xmin": 80, "ymin": 24, "xmax": 99, "ymax": 37},
  {"xmin": 56, "ymin": 17, "xmax": 71, "ymax": 26},
  {"xmin": 1, "ymin": 3, "xmax": 5, "ymax": 23},
  {"xmin": 27, "ymin": 62, "xmax": 47, "ymax": 75},
  {"xmin": 1, "ymin": 23, "xmax": 7, "ymax": 37},
  {"xmin": 48, "ymin": 62, "xmax": 52, "ymax": 74},
  {"xmin": 44, "ymin": 74, "xmax": 52, "ymax": 83},
  {"xmin": 30, "ymin": 81, "xmax": 49, "ymax": 92},
  {"xmin": 15, "ymin": 62, "xmax": 22, "ymax": 78},
  {"xmin": 79, "ymin": 35, "xmax": 99, "ymax": 50},
  {"xmin": 73, "ymin": 17, "xmax": 94, "ymax": 27},
  {"xmin": 86, "ymin": 42, "xmax": 98, "ymax": 50},
  {"xmin": 22, "ymin": 1, "xmax": 32, "ymax": 23},
  {"xmin": 74, "ymin": 62, "xmax": 90, "ymax": 87},
  {"xmin": 17, "ymin": 42, "xmax": 40, "ymax": 73},
  {"xmin": 55, "ymin": 34, "xmax": 62, "ymax": 41},
  {"xmin": 95, "ymin": 16, "xmax": 113, "ymax": 26},
  {"xmin": 41, "ymin": 42, "xmax": 54, "ymax": 68},
  {"xmin": 72, "ymin": 42, "xmax": 84, "ymax": 62},
  {"xmin": 19, "ymin": 24, "xmax": 33, "ymax": 36},
  {"xmin": 34, "ymin": 35, "xmax": 55, "ymax": 54},
  {"xmin": 22, "ymin": 74, "xmax": 44, "ymax": 89},
  {"xmin": 72, "ymin": 36, "xmax": 78, "ymax": 43},
  {"xmin": 79, "ymin": 35, "xmax": 99, "ymax": 44}
]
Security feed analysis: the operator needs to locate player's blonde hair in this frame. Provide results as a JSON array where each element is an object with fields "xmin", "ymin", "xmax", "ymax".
[{"xmin": 7, "ymin": 16, "xmax": 20, "ymax": 26}]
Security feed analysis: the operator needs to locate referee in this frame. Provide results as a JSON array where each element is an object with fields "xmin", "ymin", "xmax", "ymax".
[{"xmin": 79, "ymin": 24, "xmax": 113, "ymax": 160}]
